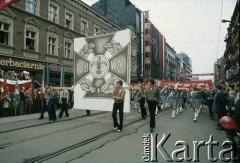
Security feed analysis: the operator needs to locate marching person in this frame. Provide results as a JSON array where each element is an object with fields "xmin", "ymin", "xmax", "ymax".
[
  {"xmin": 178, "ymin": 89, "xmax": 184, "ymax": 113},
  {"xmin": 58, "ymin": 89, "xmax": 69, "ymax": 118},
  {"xmin": 112, "ymin": 80, "xmax": 126, "ymax": 132},
  {"xmin": 161, "ymin": 86, "xmax": 169, "ymax": 110},
  {"xmin": 175, "ymin": 89, "xmax": 180, "ymax": 115},
  {"xmin": 191, "ymin": 88, "xmax": 202, "ymax": 122},
  {"xmin": 139, "ymin": 81, "xmax": 147, "ymax": 119},
  {"xmin": 168, "ymin": 89, "xmax": 177, "ymax": 119},
  {"xmin": 145, "ymin": 79, "xmax": 159, "ymax": 133}
]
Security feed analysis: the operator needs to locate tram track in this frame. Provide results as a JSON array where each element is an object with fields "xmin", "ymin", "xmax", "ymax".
[
  {"xmin": 0, "ymin": 111, "xmax": 107, "ymax": 134},
  {"xmin": 26, "ymin": 109, "xmax": 170, "ymax": 163},
  {"xmin": 0, "ymin": 112, "xmax": 112, "ymax": 149}
]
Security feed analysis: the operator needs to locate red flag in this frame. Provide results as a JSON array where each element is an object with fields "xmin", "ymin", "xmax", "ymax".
[{"xmin": 1, "ymin": 77, "xmax": 8, "ymax": 100}]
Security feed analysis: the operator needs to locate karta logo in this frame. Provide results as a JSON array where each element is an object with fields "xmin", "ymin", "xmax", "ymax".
[{"xmin": 142, "ymin": 133, "xmax": 239, "ymax": 162}]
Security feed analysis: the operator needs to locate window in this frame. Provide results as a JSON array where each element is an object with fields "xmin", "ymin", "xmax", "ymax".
[
  {"xmin": 0, "ymin": 22, "xmax": 9, "ymax": 45},
  {"xmin": 145, "ymin": 52, "xmax": 150, "ymax": 58},
  {"xmin": 26, "ymin": 0, "xmax": 37, "ymax": 14},
  {"xmin": 26, "ymin": 30, "xmax": 35, "ymax": 50},
  {"xmin": 145, "ymin": 40, "xmax": 149, "ymax": 46},
  {"xmin": 49, "ymin": 5, "xmax": 57, "ymax": 22},
  {"xmin": 48, "ymin": 37, "xmax": 56, "ymax": 55},
  {"xmin": 65, "ymin": 13, "xmax": 73, "ymax": 29},
  {"xmin": 64, "ymin": 42, "xmax": 71, "ymax": 58},
  {"xmin": 94, "ymin": 25, "xmax": 100, "ymax": 35},
  {"xmin": 80, "ymin": 20, "xmax": 88, "ymax": 34},
  {"xmin": 145, "ymin": 29, "xmax": 149, "ymax": 34}
]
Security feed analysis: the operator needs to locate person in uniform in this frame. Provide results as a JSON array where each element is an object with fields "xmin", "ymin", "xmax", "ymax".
[
  {"xmin": 191, "ymin": 88, "xmax": 202, "ymax": 122},
  {"xmin": 145, "ymin": 79, "xmax": 159, "ymax": 132},
  {"xmin": 58, "ymin": 89, "xmax": 69, "ymax": 118},
  {"xmin": 175, "ymin": 89, "xmax": 180, "ymax": 115},
  {"xmin": 139, "ymin": 82, "xmax": 147, "ymax": 119},
  {"xmin": 167, "ymin": 89, "xmax": 177, "ymax": 119},
  {"xmin": 112, "ymin": 80, "xmax": 126, "ymax": 132},
  {"xmin": 161, "ymin": 86, "xmax": 169, "ymax": 110},
  {"xmin": 178, "ymin": 89, "xmax": 184, "ymax": 113}
]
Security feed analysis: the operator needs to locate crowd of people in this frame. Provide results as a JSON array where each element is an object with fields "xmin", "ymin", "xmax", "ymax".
[{"xmin": 130, "ymin": 79, "xmax": 240, "ymax": 134}]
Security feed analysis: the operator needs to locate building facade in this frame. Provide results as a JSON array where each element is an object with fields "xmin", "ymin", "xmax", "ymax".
[
  {"xmin": 91, "ymin": 0, "xmax": 143, "ymax": 81},
  {"xmin": 165, "ymin": 43, "xmax": 178, "ymax": 81},
  {"xmin": 0, "ymin": 0, "xmax": 121, "ymax": 86},
  {"xmin": 214, "ymin": 57, "xmax": 226, "ymax": 84},
  {"xmin": 177, "ymin": 52, "xmax": 192, "ymax": 81},
  {"xmin": 217, "ymin": 0, "xmax": 239, "ymax": 84}
]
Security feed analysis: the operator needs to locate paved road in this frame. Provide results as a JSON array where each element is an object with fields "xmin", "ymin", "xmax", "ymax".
[{"xmin": 0, "ymin": 106, "xmax": 235, "ymax": 163}]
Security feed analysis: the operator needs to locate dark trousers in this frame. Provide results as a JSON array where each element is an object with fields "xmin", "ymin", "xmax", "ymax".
[
  {"xmin": 207, "ymin": 103, "xmax": 214, "ymax": 118},
  {"xmin": 86, "ymin": 110, "xmax": 91, "ymax": 115},
  {"xmin": 59, "ymin": 98, "xmax": 69, "ymax": 117},
  {"xmin": 112, "ymin": 102, "xmax": 124, "ymax": 130},
  {"xmin": 39, "ymin": 99, "xmax": 47, "ymax": 119},
  {"xmin": 140, "ymin": 97, "xmax": 147, "ymax": 119},
  {"xmin": 217, "ymin": 107, "xmax": 226, "ymax": 127},
  {"xmin": 48, "ymin": 99, "xmax": 57, "ymax": 121},
  {"xmin": 148, "ymin": 100, "xmax": 157, "ymax": 129}
]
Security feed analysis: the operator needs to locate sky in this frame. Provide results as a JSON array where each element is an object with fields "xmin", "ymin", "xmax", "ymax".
[{"xmin": 81, "ymin": 0, "xmax": 237, "ymax": 80}]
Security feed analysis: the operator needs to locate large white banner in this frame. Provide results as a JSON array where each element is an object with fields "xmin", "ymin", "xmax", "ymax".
[{"xmin": 74, "ymin": 29, "xmax": 131, "ymax": 112}]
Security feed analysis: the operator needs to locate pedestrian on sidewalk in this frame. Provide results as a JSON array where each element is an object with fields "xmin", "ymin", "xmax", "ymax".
[
  {"xmin": 38, "ymin": 84, "xmax": 49, "ymax": 120},
  {"xmin": 68, "ymin": 86, "xmax": 74, "ymax": 110},
  {"xmin": 58, "ymin": 89, "xmax": 69, "ymax": 118},
  {"xmin": 112, "ymin": 80, "xmax": 126, "ymax": 132},
  {"xmin": 139, "ymin": 81, "xmax": 147, "ymax": 119},
  {"xmin": 145, "ymin": 79, "xmax": 160, "ymax": 133},
  {"xmin": 213, "ymin": 84, "xmax": 227, "ymax": 130},
  {"xmin": 86, "ymin": 110, "xmax": 91, "ymax": 116},
  {"xmin": 206, "ymin": 88, "xmax": 215, "ymax": 120},
  {"xmin": 47, "ymin": 86, "xmax": 57, "ymax": 122}
]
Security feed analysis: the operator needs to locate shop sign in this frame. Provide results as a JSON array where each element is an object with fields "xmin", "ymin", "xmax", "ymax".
[{"xmin": 0, "ymin": 58, "xmax": 43, "ymax": 70}]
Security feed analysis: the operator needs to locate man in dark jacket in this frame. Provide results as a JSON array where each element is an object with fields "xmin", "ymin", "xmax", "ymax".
[{"xmin": 214, "ymin": 84, "xmax": 227, "ymax": 130}]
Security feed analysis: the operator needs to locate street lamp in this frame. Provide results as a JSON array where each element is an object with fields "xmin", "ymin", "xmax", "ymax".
[{"xmin": 221, "ymin": 19, "xmax": 236, "ymax": 23}]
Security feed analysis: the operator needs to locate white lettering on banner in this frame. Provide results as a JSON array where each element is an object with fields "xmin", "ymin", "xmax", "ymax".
[
  {"xmin": 77, "ymin": 62, "xmax": 88, "ymax": 74},
  {"xmin": 111, "ymin": 60, "xmax": 124, "ymax": 71}
]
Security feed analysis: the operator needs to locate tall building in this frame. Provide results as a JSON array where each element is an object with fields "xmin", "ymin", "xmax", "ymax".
[
  {"xmin": 0, "ymin": 0, "xmax": 120, "ymax": 86},
  {"xmin": 92, "ymin": 0, "xmax": 143, "ymax": 81},
  {"xmin": 165, "ymin": 43, "xmax": 179, "ymax": 81},
  {"xmin": 219, "ymin": 0, "xmax": 239, "ymax": 83},
  {"xmin": 176, "ymin": 52, "xmax": 192, "ymax": 81}
]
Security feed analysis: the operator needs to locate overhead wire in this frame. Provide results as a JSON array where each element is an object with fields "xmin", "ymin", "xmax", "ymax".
[{"xmin": 215, "ymin": 0, "xmax": 224, "ymax": 59}]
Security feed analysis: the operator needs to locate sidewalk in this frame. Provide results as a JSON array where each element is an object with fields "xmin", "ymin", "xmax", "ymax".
[{"xmin": 0, "ymin": 109, "xmax": 101, "ymax": 124}]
